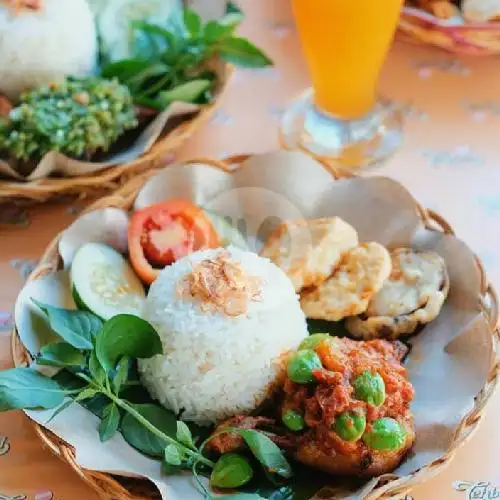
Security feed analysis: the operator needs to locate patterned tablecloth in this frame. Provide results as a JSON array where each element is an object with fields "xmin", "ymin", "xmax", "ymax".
[{"xmin": 0, "ymin": 1, "xmax": 499, "ymax": 499}]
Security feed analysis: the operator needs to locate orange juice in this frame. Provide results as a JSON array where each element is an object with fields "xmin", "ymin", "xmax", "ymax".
[{"xmin": 292, "ymin": 0, "xmax": 403, "ymax": 119}]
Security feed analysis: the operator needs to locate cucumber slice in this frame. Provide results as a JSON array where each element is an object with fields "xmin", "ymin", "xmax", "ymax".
[
  {"xmin": 71, "ymin": 242, "xmax": 145, "ymax": 320},
  {"xmin": 204, "ymin": 209, "xmax": 249, "ymax": 250}
]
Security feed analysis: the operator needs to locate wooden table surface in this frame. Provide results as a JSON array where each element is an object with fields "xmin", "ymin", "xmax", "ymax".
[{"xmin": 0, "ymin": 1, "xmax": 499, "ymax": 499}]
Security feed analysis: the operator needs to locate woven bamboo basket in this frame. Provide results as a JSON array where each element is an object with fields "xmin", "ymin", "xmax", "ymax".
[
  {"xmin": 399, "ymin": 6, "xmax": 500, "ymax": 55},
  {"xmin": 11, "ymin": 155, "xmax": 500, "ymax": 500},
  {"xmin": 0, "ymin": 67, "xmax": 232, "ymax": 205}
]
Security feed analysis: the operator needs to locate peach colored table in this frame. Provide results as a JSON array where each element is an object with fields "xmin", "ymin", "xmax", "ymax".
[{"xmin": 0, "ymin": 1, "xmax": 499, "ymax": 499}]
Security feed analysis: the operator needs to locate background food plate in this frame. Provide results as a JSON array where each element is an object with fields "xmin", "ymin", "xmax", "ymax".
[
  {"xmin": 11, "ymin": 151, "xmax": 500, "ymax": 499},
  {"xmin": 0, "ymin": 64, "xmax": 232, "ymax": 205},
  {"xmin": 400, "ymin": 6, "xmax": 500, "ymax": 54}
]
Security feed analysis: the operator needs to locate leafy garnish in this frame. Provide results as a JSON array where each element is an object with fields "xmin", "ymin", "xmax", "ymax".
[
  {"xmin": 0, "ymin": 368, "xmax": 65, "ymax": 410},
  {"xmin": 95, "ymin": 314, "xmax": 162, "ymax": 371},
  {"xmin": 0, "ymin": 304, "xmax": 294, "ymax": 498},
  {"xmin": 100, "ymin": 8, "xmax": 272, "ymax": 110},
  {"xmin": 99, "ymin": 403, "xmax": 121, "ymax": 442},
  {"xmin": 234, "ymin": 429, "xmax": 293, "ymax": 479},
  {"xmin": 32, "ymin": 299, "xmax": 102, "ymax": 349},
  {"xmin": 37, "ymin": 342, "xmax": 86, "ymax": 368},
  {"xmin": 121, "ymin": 403, "xmax": 177, "ymax": 457},
  {"xmin": 113, "ymin": 356, "xmax": 131, "ymax": 395},
  {"xmin": 176, "ymin": 420, "xmax": 196, "ymax": 450}
]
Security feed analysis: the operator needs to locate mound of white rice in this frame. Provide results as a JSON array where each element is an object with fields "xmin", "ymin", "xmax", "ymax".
[
  {"xmin": 0, "ymin": 0, "xmax": 97, "ymax": 100},
  {"xmin": 139, "ymin": 246, "xmax": 308, "ymax": 425}
]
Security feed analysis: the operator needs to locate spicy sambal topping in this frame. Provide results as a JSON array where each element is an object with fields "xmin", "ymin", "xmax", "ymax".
[
  {"xmin": 281, "ymin": 337, "xmax": 414, "ymax": 455},
  {"xmin": 177, "ymin": 251, "xmax": 263, "ymax": 316}
]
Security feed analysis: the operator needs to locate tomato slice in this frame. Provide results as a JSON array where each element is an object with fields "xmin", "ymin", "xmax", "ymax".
[{"xmin": 128, "ymin": 200, "xmax": 220, "ymax": 284}]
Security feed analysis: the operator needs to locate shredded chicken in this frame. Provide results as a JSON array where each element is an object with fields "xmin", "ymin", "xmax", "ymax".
[{"xmin": 177, "ymin": 251, "xmax": 263, "ymax": 316}]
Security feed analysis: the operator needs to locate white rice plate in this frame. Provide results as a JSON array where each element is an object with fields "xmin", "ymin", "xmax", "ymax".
[
  {"xmin": 139, "ymin": 246, "xmax": 308, "ymax": 425},
  {"xmin": 0, "ymin": 0, "xmax": 97, "ymax": 100}
]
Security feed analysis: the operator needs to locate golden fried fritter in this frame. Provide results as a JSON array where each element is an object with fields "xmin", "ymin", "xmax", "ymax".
[
  {"xmin": 260, "ymin": 218, "xmax": 358, "ymax": 292},
  {"xmin": 300, "ymin": 243, "xmax": 392, "ymax": 321}
]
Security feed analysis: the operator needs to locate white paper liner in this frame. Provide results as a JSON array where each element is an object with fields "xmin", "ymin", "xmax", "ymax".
[{"xmin": 15, "ymin": 151, "xmax": 494, "ymax": 498}]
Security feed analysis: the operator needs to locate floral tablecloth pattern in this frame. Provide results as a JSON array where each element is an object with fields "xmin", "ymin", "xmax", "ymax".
[{"xmin": 1, "ymin": 1, "xmax": 499, "ymax": 498}]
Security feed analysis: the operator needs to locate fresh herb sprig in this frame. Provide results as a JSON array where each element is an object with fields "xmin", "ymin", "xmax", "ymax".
[
  {"xmin": 100, "ymin": 8, "xmax": 272, "ymax": 111},
  {"xmin": 0, "ymin": 301, "xmax": 290, "ymax": 500}
]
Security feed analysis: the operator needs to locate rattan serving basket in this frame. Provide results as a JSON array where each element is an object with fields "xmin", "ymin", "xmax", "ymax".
[
  {"xmin": 0, "ymin": 67, "xmax": 232, "ymax": 205},
  {"xmin": 11, "ymin": 155, "xmax": 500, "ymax": 500},
  {"xmin": 399, "ymin": 6, "xmax": 500, "ymax": 55}
]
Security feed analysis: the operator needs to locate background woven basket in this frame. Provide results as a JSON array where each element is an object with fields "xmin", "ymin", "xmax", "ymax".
[
  {"xmin": 399, "ymin": 7, "xmax": 500, "ymax": 55},
  {"xmin": 0, "ymin": 67, "xmax": 232, "ymax": 205},
  {"xmin": 11, "ymin": 155, "xmax": 500, "ymax": 500}
]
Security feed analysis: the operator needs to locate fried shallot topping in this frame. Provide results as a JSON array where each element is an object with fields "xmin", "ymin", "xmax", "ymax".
[
  {"xmin": 2, "ymin": 0, "xmax": 43, "ymax": 11},
  {"xmin": 177, "ymin": 251, "xmax": 263, "ymax": 316}
]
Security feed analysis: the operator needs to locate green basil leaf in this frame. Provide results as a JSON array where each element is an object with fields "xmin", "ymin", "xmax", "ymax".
[
  {"xmin": 158, "ymin": 79, "xmax": 211, "ymax": 105},
  {"xmin": 236, "ymin": 429, "xmax": 293, "ymax": 479},
  {"xmin": 32, "ymin": 299, "xmax": 102, "ymax": 350},
  {"xmin": 101, "ymin": 59, "xmax": 152, "ymax": 80},
  {"xmin": 218, "ymin": 37, "xmax": 273, "ymax": 68},
  {"xmin": 164, "ymin": 443, "xmax": 182, "ymax": 466},
  {"xmin": 162, "ymin": 460, "xmax": 181, "ymax": 475},
  {"xmin": 184, "ymin": 9, "xmax": 202, "ymax": 37},
  {"xmin": 204, "ymin": 20, "xmax": 234, "ymax": 42},
  {"xmin": 120, "ymin": 403, "xmax": 176, "ymax": 457},
  {"xmin": 134, "ymin": 96, "xmax": 165, "ymax": 111},
  {"xmin": 46, "ymin": 398, "xmax": 74, "ymax": 424},
  {"xmin": 0, "ymin": 368, "xmax": 65, "ymax": 411},
  {"xmin": 89, "ymin": 351, "xmax": 106, "ymax": 385},
  {"xmin": 37, "ymin": 342, "xmax": 86, "ymax": 368},
  {"xmin": 211, "ymin": 453, "xmax": 253, "ymax": 489},
  {"xmin": 125, "ymin": 62, "xmax": 170, "ymax": 90},
  {"xmin": 176, "ymin": 420, "xmax": 195, "ymax": 449},
  {"xmin": 75, "ymin": 387, "xmax": 100, "ymax": 401},
  {"xmin": 113, "ymin": 357, "xmax": 130, "ymax": 395},
  {"xmin": 99, "ymin": 403, "xmax": 120, "ymax": 442},
  {"xmin": 95, "ymin": 314, "xmax": 162, "ymax": 371}
]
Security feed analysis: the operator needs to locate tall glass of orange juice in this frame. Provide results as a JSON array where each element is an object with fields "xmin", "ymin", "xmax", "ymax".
[{"xmin": 280, "ymin": 0, "xmax": 404, "ymax": 169}]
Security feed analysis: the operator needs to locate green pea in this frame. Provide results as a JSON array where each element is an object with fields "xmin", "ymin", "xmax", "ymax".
[
  {"xmin": 287, "ymin": 349, "xmax": 323, "ymax": 384},
  {"xmin": 362, "ymin": 417, "xmax": 407, "ymax": 451},
  {"xmin": 332, "ymin": 411, "xmax": 366, "ymax": 442},
  {"xmin": 298, "ymin": 333, "xmax": 332, "ymax": 351},
  {"xmin": 210, "ymin": 453, "xmax": 254, "ymax": 489},
  {"xmin": 353, "ymin": 370, "xmax": 386, "ymax": 407},
  {"xmin": 282, "ymin": 409, "xmax": 305, "ymax": 432}
]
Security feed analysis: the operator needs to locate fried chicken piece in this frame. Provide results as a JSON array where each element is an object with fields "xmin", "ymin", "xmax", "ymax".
[
  {"xmin": 283, "ymin": 337, "xmax": 415, "ymax": 477},
  {"xmin": 295, "ymin": 414, "xmax": 415, "ymax": 477},
  {"xmin": 260, "ymin": 218, "xmax": 358, "ymax": 292},
  {"xmin": 208, "ymin": 338, "xmax": 415, "ymax": 478}
]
